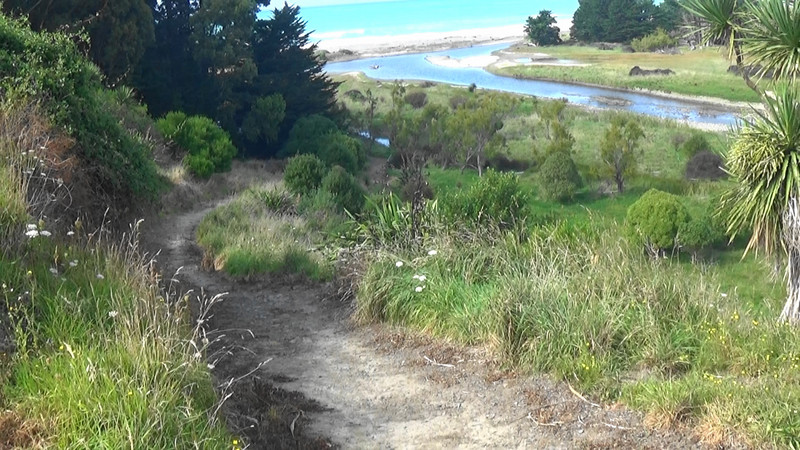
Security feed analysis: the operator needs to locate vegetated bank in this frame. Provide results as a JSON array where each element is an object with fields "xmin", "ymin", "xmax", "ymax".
[
  {"xmin": 0, "ymin": 15, "xmax": 234, "ymax": 448},
  {"xmin": 490, "ymin": 44, "xmax": 761, "ymax": 104},
  {"xmin": 197, "ymin": 70, "xmax": 798, "ymax": 447}
]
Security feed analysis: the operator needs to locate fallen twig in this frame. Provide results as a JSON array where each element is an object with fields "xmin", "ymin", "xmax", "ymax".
[
  {"xmin": 526, "ymin": 412, "xmax": 563, "ymax": 427},
  {"xmin": 290, "ymin": 411, "xmax": 304, "ymax": 438},
  {"xmin": 423, "ymin": 355, "xmax": 455, "ymax": 368},
  {"xmin": 567, "ymin": 383, "xmax": 601, "ymax": 408},
  {"xmin": 602, "ymin": 422, "xmax": 636, "ymax": 431}
]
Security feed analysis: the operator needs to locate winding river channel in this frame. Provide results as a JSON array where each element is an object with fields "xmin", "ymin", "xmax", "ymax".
[{"xmin": 325, "ymin": 43, "xmax": 743, "ymax": 128}]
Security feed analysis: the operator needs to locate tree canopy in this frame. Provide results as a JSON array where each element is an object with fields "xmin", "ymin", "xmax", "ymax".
[
  {"xmin": 525, "ymin": 10, "xmax": 561, "ymax": 46},
  {"xmin": 570, "ymin": 0, "xmax": 680, "ymax": 43}
]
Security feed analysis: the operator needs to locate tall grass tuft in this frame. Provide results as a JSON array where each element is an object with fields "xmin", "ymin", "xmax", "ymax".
[{"xmin": 196, "ymin": 185, "xmax": 333, "ymax": 280}]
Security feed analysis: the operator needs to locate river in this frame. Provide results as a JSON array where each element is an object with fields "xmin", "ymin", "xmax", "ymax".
[{"xmin": 325, "ymin": 43, "xmax": 742, "ymax": 128}]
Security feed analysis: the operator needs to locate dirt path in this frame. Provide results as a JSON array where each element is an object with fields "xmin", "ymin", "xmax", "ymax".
[{"xmin": 142, "ymin": 202, "xmax": 705, "ymax": 449}]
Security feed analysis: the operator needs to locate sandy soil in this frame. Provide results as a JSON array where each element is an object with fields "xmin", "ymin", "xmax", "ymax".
[
  {"xmin": 139, "ymin": 164, "xmax": 712, "ymax": 449},
  {"xmin": 320, "ymin": 25, "xmax": 524, "ymax": 61}
]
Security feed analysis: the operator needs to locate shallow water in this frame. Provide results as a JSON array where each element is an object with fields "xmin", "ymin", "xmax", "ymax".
[{"xmin": 326, "ymin": 43, "xmax": 741, "ymax": 127}]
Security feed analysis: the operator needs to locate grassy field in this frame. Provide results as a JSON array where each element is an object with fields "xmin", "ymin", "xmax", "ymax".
[{"xmin": 490, "ymin": 45, "xmax": 761, "ymax": 103}]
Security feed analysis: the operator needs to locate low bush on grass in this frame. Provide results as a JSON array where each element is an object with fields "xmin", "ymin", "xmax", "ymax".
[
  {"xmin": 537, "ymin": 151, "xmax": 583, "ymax": 201},
  {"xmin": 625, "ymin": 189, "xmax": 690, "ymax": 254},
  {"xmin": 318, "ymin": 133, "xmax": 365, "ymax": 174},
  {"xmin": 404, "ymin": 91, "xmax": 428, "ymax": 109},
  {"xmin": 680, "ymin": 133, "xmax": 711, "ymax": 158},
  {"xmin": 284, "ymin": 154, "xmax": 327, "ymax": 196},
  {"xmin": 156, "ymin": 112, "xmax": 238, "ymax": 178},
  {"xmin": 320, "ymin": 166, "xmax": 366, "ymax": 215},
  {"xmin": 196, "ymin": 186, "xmax": 332, "ymax": 280},
  {"xmin": 685, "ymin": 150, "xmax": 726, "ymax": 181},
  {"xmin": 631, "ymin": 28, "xmax": 677, "ymax": 52}
]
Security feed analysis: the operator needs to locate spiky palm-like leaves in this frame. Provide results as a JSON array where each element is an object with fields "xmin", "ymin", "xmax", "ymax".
[
  {"xmin": 723, "ymin": 85, "xmax": 800, "ymax": 255},
  {"xmin": 742, "ymin": 0, "xmax": 800, "ymax": 82},
  {"xmin": 681, "ymin": 0, "xmax": 741, "ymax": 58}
]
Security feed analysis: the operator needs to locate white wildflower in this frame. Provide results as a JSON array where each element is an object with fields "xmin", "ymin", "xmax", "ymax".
[
  {"xmin": 25, "ymin": 230, "xmax": 39, "ymax": 238},
  {"xmin": 69, "ymin": 260, "xmax": 78, "ymax": 267},
  {"xmin": 415, "ymin": 286, "xmax": 424, "ymax": 293},
  {"xmin": 108, "ymin": 311, "xmax": 118, "ymax": 318},
  {"xmin": 418, "ymin": 275, "xmax": 427, "ymax": 282},
  {"xmin": 207, "ymin": 363, "xmax": 215, "ymax": 370},
  {"xmin": 96, "ymin": 274, "xmax": 105, "ymax": 280},
  {"xmin": 721, "ymin": 293, "xmax": 728, "ymax": 298},
  {"xmin": 39, "ymin": 230, "xmax": 51, "ymax": 237},
  {"xmin": 67, "ymin": 231, "xmax": 75, "ymax": 237},
  {"xmin": 427, "ymin": 250, "xmax": 438, "ymax": 256},
  {"xmin": 395, "ymin": 261, "xmax": 404, "ymax": 268},
  {"xmin": 26, "ymin": 224, "xmax": 37, "ymax": 231}
]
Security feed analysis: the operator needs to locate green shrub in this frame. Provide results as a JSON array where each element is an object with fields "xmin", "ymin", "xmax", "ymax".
[
  {"xmin": 625, "ymin": 189, "xmax": 690, "ymax": 252},
  {"xmin": 320, "ymin": 165, "xmax": 366, "ymax": 214},
  {"xmin": 156, "ymin": 113, "xmax": 237, "ymax": 178},
  {"xmin": 284, "ymin": 154, "xmax": 327, "ymax": 196},
  {"xmin": 685, "ymin": 150, "xmax": 726, "ymax": 180},
  {"xmin": 680, "ymin": 133, "xmax": 710, "ymax": 158},
  {"xmin": 441, "ymin": 169, "xmax": 528, "ymax": 229},
  {"xmin": 281, "ymin": 114, "xmax": 338, "ymax": 157},
  {"xmin": 677, "ymin": 213, "xmax": 724, "ymax": 257},
  {"xmin": 631, "ymin": 28, "xmax": 677, "ymax": 52},
  {"xmin": 404, "ymin": 91, "xmax": 428, "ymax": 109},
  {"xmin": 0, "ymin": 15, "xmax": 162, "ymax": 200},
  {"xmin": 537, "ymin": 151, "xmax": 583, "ymax": 201},
  {"xmin": 318, "ymin": 133, "xmax": 365, "ymax": 174}
]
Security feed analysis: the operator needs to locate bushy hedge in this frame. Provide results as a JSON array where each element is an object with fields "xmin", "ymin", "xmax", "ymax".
[
  {"xmin": 537, "ymin": 151, "xmax": 582, "ymax": 201},
  {"xmin": 156, "ymin": 112, "xmax": 237, "ymax": 178},
  {"xmin": 625, "ymin": 189, "xmax": 690, "ymax": 252},
  {"xmin": 284, "ymin": 154, "xmax": 327, "ymax": 196},
  {"xmin": 442, "ymin": 169, "xmax": 528, "ymax": 230},
  {"xmin": 320, "ymin": 165, "xmax": 366, "ymax": 214},
  {"xmin": 0, "ymin": 15, "xmax": 162, "ymax": 200},
  {"xmin": 631, "ymin": 28, "xmax": 677, "ymax": 52}
]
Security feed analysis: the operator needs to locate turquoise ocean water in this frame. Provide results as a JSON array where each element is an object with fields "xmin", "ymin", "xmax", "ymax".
[{"xmin": 260, "ymin": 1, "xmax": 579, "ymax": 40}]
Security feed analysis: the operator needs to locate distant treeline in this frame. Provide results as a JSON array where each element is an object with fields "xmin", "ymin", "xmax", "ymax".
[{"xmin": 571, "ymin": 0, "xmax": 683, "ymax": 43}]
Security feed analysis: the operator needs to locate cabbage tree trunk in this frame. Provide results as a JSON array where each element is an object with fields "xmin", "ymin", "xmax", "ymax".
[{"xmin": 780, "ymin": 197, "xmax": 800, "ymax": 324}]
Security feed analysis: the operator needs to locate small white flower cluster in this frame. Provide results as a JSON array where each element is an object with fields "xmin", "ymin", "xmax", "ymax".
[{"xmin": 24, "ymin": 223, "xmax": 51, "ymax": 239}]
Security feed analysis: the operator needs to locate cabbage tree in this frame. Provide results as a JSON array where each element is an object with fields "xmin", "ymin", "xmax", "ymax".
[{"xmin": 682, "ymin": 0, "xmax": 800, "ymax": 323}]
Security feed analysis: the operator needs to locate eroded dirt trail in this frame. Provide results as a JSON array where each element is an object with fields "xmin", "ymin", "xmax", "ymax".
[{"xmin": 143, "ymin": 202, "xmax": 703, "ymax": 449}]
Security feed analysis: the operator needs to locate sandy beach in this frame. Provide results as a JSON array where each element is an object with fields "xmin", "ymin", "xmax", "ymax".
[{"xmin": 318, "ymin": 24, "xmax": 526, "ymax": 60}]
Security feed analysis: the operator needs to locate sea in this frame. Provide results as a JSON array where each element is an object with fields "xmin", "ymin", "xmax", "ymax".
[{"xmin": 259, "ymin": 0, "xmax": 579, "ymax": 40}]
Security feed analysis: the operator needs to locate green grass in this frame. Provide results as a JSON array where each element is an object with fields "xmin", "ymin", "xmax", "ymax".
[
  {"xmin": 0, "ymin": 100, "xmax": 235, "ymax": 448},
  {"xmin": 491, "ymin": 45, "xmax": 761, "ymax": 103},
  {"xmin": 196, "ymin": 185, "xmax": 334, "ymax": 280},
  {"xmin": 354, "ymin": 220, "xmax": 798, "ymax": 447}
]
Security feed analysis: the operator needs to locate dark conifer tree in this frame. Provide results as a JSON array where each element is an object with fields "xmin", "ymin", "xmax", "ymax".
[{"xmin": 250, "ymin": 3, "xmax": 339, "ymax": 155}]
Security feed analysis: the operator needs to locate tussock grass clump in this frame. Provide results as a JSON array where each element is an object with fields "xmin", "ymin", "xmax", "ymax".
[
  {"xmin": 355, "ymin": 219, "xmax": 800, "ymax": 447},
  {"xmin": 196, "ymin": 185, "xmax": 332, "ymax": 280}
]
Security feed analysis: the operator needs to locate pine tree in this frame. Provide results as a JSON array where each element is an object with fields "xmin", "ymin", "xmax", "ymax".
[{"xmin": 250, "ymin": 3, "xmax": 339, "ymax": 155}]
